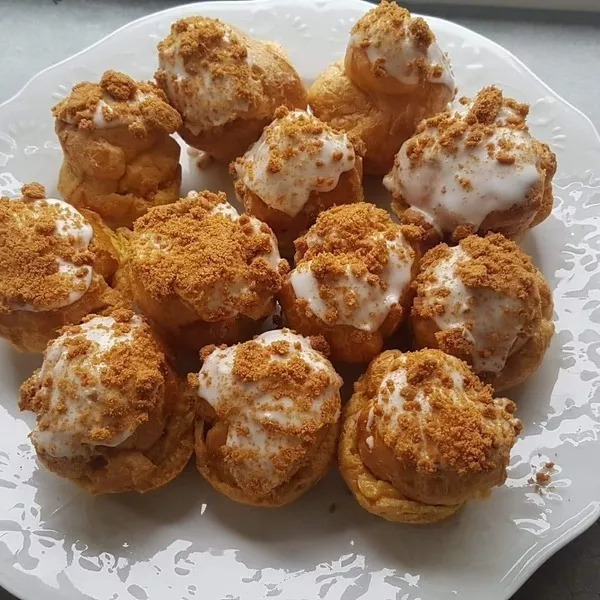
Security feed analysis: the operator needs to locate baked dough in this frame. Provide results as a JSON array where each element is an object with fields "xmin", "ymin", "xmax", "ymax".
[
  {"xmin": 190, "ymin": 329, "xmax": 342, "ymax": 506},
  {"xmin": 339, "ymin": 349, "xmax": 522, "ymax": 522},
  {"xmin": 411, "ymin": 233, "xmax": 554, "ymax": 391},
  {"xmin": 0, "ymin": 183, "xmax": 125, "ymax": 353},
  {"xmin": 308, "ymin": 2, "xmax": 455, "ymax": 175},
  {"xmin": 385, "ymin": 86, "xmax": 557, "ymax": 243},
  {"xmin": 53, "ymin": 70, "xmax": 182, "ymax": 228},
  {"xmin": 156, "ymin": 17, "xmax": 307, "ymax": 163},
  {"xmin": 19, "ymin": 310, "xmax": 194, "ymax": 493},
  {"xmin": 279, "ymin": 203, "xmax": 423, "ymax": 363},
  {"xmin": 121, "ymin": 190, "xmax": 288, "ymax": 353},
  {"xmin": 231, "ymin": 107, "xmax": 364, "ymax": 257}
]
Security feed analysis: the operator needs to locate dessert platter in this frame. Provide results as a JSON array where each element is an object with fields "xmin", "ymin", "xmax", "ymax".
[{"xmin": 0, "ymin": 1, "xmax": 599, "ymax": 599}]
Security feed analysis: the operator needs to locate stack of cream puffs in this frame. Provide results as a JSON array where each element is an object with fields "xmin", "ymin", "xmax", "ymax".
[{"xmin": 5, "ymin": 3, "xmax": 556, "ymax": 522}]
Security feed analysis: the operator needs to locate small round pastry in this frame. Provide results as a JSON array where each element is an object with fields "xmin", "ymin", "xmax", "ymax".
[
  {"xmin": 385, "ymin": 86, "xmax": 557, "ymax": 243},
  {"xmin": 308, "ymin": 1, "xmax": 455, "ymax": 175},
  {"xmin": 19, "ymin": 310, "xmax": 194, "ymax": 494},
  {"xmin": 156, "ymin": 16, "xmax": 307, "ymax": 163},
  {"xmin": 411, "ymin": 234, "xmax": 554, "ymax": 391},
  {"xmin": 339, "ymin": 349, "xmax": 522, "ymax": 523},
  {"xmin": 231, "ymin": 107, "xmax": 364, "ymax": 256},
  {"xmin": 122, "ymin": 190, "xmax": 288, "ymax": 352},
  {"xmin": 53, "ymin": 70, "xmax": 183, "ymax": 228},
  {"xmin": 345, "ymin": 0, "xmax": 454, "ymax": 96},
  {"xmin": 279, "ymin": 203, "xmax": 422, "ymax": 363},
  {"xmin": 189, "ymin": 329, "xmax": 342, "ymax": 507},
  {"xmin": 0, "ymin": 183, "xmax": 124, "ymax": 353}
]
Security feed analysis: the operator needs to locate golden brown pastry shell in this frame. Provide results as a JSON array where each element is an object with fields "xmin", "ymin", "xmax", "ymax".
[
  {"xmin": 308, "ymin": 61, "xmax": 453, "ymax": 175},
  {"xmin": 339, "ymin": 383, "xmax": 462, "ymax": 524},
  {"xmin": 234, "ymin": 157, "xmax": 364, "ymax": 258},
  {"xmin": 194, "ymin": 414, "xmax": 339, "ymax": 508},
  {"xmin": 344, "ymin": 44, "xmax": 453, "ymax": 99},
  {"xmin": 411, "ymin": 267, "xmax": 555, "ymax": 392},
  {"xmin": 391, "ymin": 140, "xmax": 557, "ymax": 243},
  {"xmin": 118, "ymin": 255, "xmax": 270, "ymax": 353},
  {"xmin": 56, "ymin": 120, "xmax": 182, "ymax": 229},
  {"xmin": 172, "ymin": 39, "xmax": 307, "ymax": 164},
  {"xmin": 30, "ymin": 361, "xmax": 194, "ymax": 494},
  {"xmin": 0, "ymin": 214, "xmax": 126, "ymax": 354},
  {"xmin": 279, "ymin": 245, "xmax": 417, "ymax": 363}
]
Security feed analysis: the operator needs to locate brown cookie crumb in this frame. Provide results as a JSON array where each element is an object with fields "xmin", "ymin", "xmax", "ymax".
[
  {"xmin": 0, "ymin": 184, "xmax": 95, "ymax": 313},
  {"xmin": 52, "ymin": 70, "xmax": 181, "ymax": 136},
  {"xmin": 130, "ymin": 192, "xmax": 284, "ymax": 321}
]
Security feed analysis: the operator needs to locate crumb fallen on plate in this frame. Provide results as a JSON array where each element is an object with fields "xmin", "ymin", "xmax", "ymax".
[{"xmin": 535, "ymin": 472, "xmax": 550, "ymax": 485}]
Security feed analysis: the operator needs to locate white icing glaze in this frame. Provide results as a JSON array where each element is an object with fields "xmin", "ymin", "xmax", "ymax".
[
  {"xmin": 157, "ymin": 25, "xmax": 250, "ymax": 131},
  {"xmin": 384, "ymin": 103, "xmax": 542, "ymax": 234},
  {"xmin": 233, "ymin": 110, "xmax": 356, "ymax": 217},
  {"xmin": 424, "ymin": 246, "xmax": 523, "ymax": 374},
  {"xmin": 375, "ymin": 357, "xmax": 464, "ymax": 433},
  {"xmin": 196, "ymin": 330, "xmax": 342, "ymax": 492},
  {"xmin": 30, "ymin": 316, "xmax": 142, "ymax": 458},
  {"xmin": 376, "ymin": 362, "xmax": 431, "ymax": 433},
  {"xmin": 349, "ymin": 18, "xmax": 454, "ymax": 89},
  {"xmin": 90, "ymin": 92, "xmax": 152, "ymax": 129},
  {"xmin": 11, "ymin": 198, "xmax": 93, "ymax": 312},
  {"xmin": 290, "ymin": 233, "xmax": 413, "ymax": 332}
]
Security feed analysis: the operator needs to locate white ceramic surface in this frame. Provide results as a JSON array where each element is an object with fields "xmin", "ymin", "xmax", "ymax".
[{"xmin": 0, "ymin": 1, "xmax": 599, "ymax": 599}]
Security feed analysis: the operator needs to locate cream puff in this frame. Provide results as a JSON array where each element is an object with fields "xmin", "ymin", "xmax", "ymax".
[
  {"xmin": 120, "ymin": 190, "xmax": 288, "ymax": 352},
  {"xmin": 385, "ymin": 86, "xmax": 557, "ymax": 243},
  {"xmin": 156, "ymin": 16, "xmax": 307, "ymax": 163},
  {"xmin": 308, "ymin": 1, "xmax": 455, "ymax": 175},
  {"xmin": 19, "ymin": 310, "xmax": 194, "ymax": 494},
  {"xmin": 53, "ymin": 70, "xmax": 182, "ymax": 228},
  {"xmin": 0, "ymin": 183, "xmax": 124, "ymax": 353},
  {"xmin": 231, "ymin": 107, "xmax": 364, "ymax": 256},
  {"xmin": 279, "ymin": 203, "xmax": 422, "ymax": 363},
  {"xmin": 339, "ymin": 348, "xmax": 522, "ymax": 523},
  {"xmin": 189, "ymin": 329, "xmax": 342, "ymax": 507},
  {"xmin": 411, "ymin": 234, "xmax": 554, "ymax": 391}
]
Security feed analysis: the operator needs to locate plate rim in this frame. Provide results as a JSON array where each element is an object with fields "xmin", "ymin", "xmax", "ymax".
[{"xmin": 0, "ymin": 1, "xmax": 599, "ymax": 599}]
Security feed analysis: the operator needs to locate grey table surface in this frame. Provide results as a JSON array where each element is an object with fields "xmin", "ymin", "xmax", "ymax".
[{"xmin": 0, "ymin": 1, "xmax": 599, "ymax": 599}]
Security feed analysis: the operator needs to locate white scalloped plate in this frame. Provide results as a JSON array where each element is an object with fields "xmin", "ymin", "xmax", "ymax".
[{"xmin": 1, "ymin": 2, "xmax": 600, "ymax": 599}]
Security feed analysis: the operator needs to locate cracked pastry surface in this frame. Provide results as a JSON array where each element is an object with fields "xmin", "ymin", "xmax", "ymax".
[
  {"xmin": 190, "ymin": 329, "xmax": 342, "ymax": 506},
  {"xmin": 339, "ymin": 348, "xmax": 522, "ymax": 522},
  {"xmin": 279, "ymin": 203, "xmax": 422, "ymax": 363},
  {"xmin": 411, "ymin": 233, "xmax": 554, "ymax": 391},
  {"xmin": 385, "ymin": 86, "xmax": 557, "ymax": 242},
  {"xmin": 308, "ymin": 1, "xmax": 455, "ymax": 175},
  {"xmin": 53, "ymin": 70, "xmax": 183, "ymax": 228},
  {"xmin": 0, "ymin": 183, "xmax": 124, "ymax": 353},
  {"xmin": 156, "ymin": 16, "xmax": 307, "ymax": 163},
  {"xmin": 231, "ymin": 107, "xmax": 364, "ymax": 256},
  {"xmin": 19, "ymin": 310, "xmax": 194, "ymax": 493},
  {"xmin": 122, "ymin": 190, "xmax": 288, "ymax": 352}
]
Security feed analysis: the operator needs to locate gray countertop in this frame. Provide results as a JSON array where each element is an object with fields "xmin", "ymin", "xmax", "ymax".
[{"xmin": 0, "ymin": 1, "xmax": 599, "ymax": 599}]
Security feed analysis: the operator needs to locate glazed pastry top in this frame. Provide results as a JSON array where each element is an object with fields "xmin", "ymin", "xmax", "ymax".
[
  {"xmin": 52, "ymin": 70, "xmax": 181, "ymax": 135},
  {"xmin": 348, "ymin": 0, "xmax": 454, "ymax": 89},
  {"xmin": 384, "ymin": 87, "xmax": 545, "ymax": 233},
  {"xmin": 363, "ymin": 349, "xmax": 521, "ymax": 476},
  {"xmin": 19, "ymin": 311, "xmax": 166, "ymax": 459},
  {"xmin": 129, "ymin": 191, "xmax": 287, "ymax": 321},
  {"xmin": 0, "ymin": 183, "xmax": 96, "ymax": 313},
  {"xmin": 194, "ymin": 329, "xmax": 342, "ymax": 496},
  {"xmin": 232, "ymin": 108, "xmax": 358, "ymax": 217},
  {"xmin": 413, "ymin": 234, "xmax": 547, "ymax": 374},
  {"xmin": 290, "ymin": 203, "xmax": 418, "ymax": 332}
]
